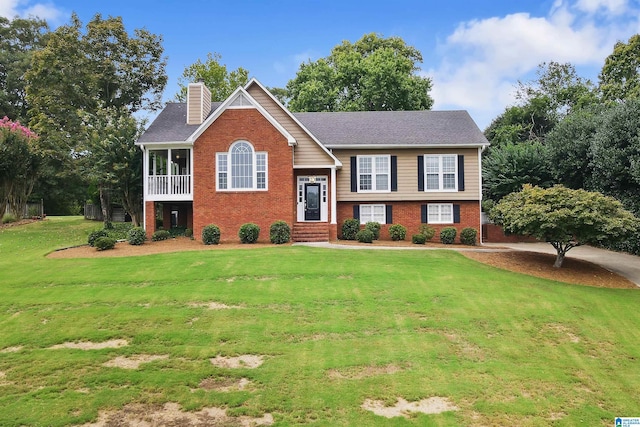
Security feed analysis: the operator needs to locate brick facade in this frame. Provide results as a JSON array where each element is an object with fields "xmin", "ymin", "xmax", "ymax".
[
  {"xmin": 337, "ymin": 200, "xmax": 481, "ymax": 242},
  {"xmin": 192, "ymin": 109, "xmax": 295, "ymax": 242}
]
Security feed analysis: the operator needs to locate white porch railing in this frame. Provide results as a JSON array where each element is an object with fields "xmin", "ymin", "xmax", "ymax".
[{"xmin": 148, "ymin": 175, "xmax": 191, "ymax": 196}]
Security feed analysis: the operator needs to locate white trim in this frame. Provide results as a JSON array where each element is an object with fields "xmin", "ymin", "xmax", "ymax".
[
  {"xmin": 325, "ymin": 143, "xmax": 486, "ymax": 149},
  {"xmin": 356, "ymin": 154, "xmax": 391, "ymax": 193},
  {"xmin": 293, "ymin": 164, "xmax": 340, "ymax": 169},
  {"xmin": 245, "ymin": 78, "xmax": 342, "ymax": 167},
  {"xmin": 216, "ymin": 140, "xmax": 268, "ymax": 192},
  {"xmin": 136, "ymin": 140, "xmax": 193, "ymax": 147},
  {"xmin": 188, "ymin": 86, "xmax": 296, "ymax": 145},
  {"xmin": 331, "ymin": 167, "xmax": 337, "ymax": 225},
  {"xmin": 359, "ymin": 204, "xmax": 386, "ymax": 225},
  {"xmin": 427, "ymin": 203, "xmax": 454, "ymax": 224},
  {"xmin": 423, "ymin": 154, "xmax": 458, "ymax": 192},
  {"xmin": 296, "ymin": 175, "xmax": 329, "ymax": 222}
]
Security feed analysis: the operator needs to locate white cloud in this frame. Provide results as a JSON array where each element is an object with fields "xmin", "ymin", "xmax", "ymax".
[
  {"xmin": 0, "ymin": 0, "xmax": 65, "ymax": 24},
  {"xmin": 429, "ymin": 0, "xmax": 640, "ymax": 129}
]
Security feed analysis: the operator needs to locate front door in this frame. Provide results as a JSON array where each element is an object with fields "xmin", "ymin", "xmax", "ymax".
[{"xmin": 304, "ymin": 183, "xmax": 321, "ymax": 221}]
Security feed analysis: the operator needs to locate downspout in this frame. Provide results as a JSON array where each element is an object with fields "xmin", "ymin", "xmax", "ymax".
[
  {"xmin": 479, "ymin": 144, "xmax": 488, "ymax": 245},
  {"xmin": 139, "ymin": 144, "xmax": 147, "ymax": 233},
  {"xmin": 331, "ymin": 166, "xmax": 337, "ymax": 225}
]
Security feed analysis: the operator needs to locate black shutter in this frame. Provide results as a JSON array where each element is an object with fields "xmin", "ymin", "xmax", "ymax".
[
  {"xmin": 353, "ymin": 205, "xmax": 360, "ymax": 220},
  {"xmin": 421, "ymin": 204, "xmax": 427, "ymax": 223},
  {"xmin": 391, "ymin": 156, "xmax": 397, "ymax": 192},
  {"xmin": 417, "ymin": 156, "xmax": 424, "ymax": 191},
  {"xmin": 385, "ymin": 205, "xmax": 393, "ymax": 224},
  {"xmin": 457, "ymin": 155, "xmax": 465, "ymax": 191},
  {"xmin": 350, "ymin": 156, "xmax": 357, "ymax": 192},
  {"xmin": 453, "ymin": 204, "xmax": 461, "ymax": 223}
]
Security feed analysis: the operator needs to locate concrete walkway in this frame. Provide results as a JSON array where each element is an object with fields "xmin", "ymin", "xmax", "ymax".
[{"xmin": 295, "ymin": 241, "xmax": 640, "ymax": 287}]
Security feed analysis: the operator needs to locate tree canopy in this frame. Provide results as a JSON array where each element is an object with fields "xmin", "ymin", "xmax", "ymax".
[
  {"xmin": 174, "ymin": 52, "xmax": 249, "ymax": 102},
  {"xmin": 490, "ymin": 185, "xmax": 639, "ymax": 268},
  {"xmin": 286, "ymin": 33, "xmax": 433, "ymax": 112},
  {"xmin": 599, "ymin": 34, "xmax": 640, "ymax": 103}
]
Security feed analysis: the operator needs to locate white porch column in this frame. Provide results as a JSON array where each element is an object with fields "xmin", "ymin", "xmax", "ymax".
[{"xmin": 331, "ymin": 166, "xmax": 337, "ymax": 224}]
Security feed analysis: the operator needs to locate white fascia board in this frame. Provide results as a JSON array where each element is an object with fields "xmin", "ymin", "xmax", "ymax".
[
  {"xmin": 187, "ymin": 86, "xmax": 296, "ymax": 145},
  {"xmin": 324, "ymin": 143, "xmax": 489, "ymax": 149},
  {"xmin": 245, "ymin": 78, "xmax": 342, "ymax": 167},
  {"xmin": 293, "ymin": 164, "xmax": 342, "ymax": 170},
  {"xmin": 139, "ymin": 141, "xmax": 194, "ymax": 149}
]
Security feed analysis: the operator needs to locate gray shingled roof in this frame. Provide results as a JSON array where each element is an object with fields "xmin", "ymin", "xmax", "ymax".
[
  {"xmin": 138, "ymin": 103, "xmax": 488, "ymax": 147},
  {"xmin": 137, "ymin": 102, "xmax": 221, "ymax": 144},
  {"xmin": 294, "ymin": 110, "xmax": 488, "ymax": 147}
]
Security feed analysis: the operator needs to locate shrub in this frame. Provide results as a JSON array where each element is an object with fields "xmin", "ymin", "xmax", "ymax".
[
  {"xmin": 185, "ymin": 228, "xmax": 193, "ymax": 238},
  {"xmin": 270, "ymin": 220, "xmax": 291, "ymax": 244},
  {"xmin": 88, "ymin": 229, "xmax": 108, "ymax": 247},
  {"xmin": 1, "ymin": 213, "xmax": 17, "ymax": 224},
  {"xmin": 94, "ymin": 236, "xmax": 116, "ymax": 251},
  {"xmin": 202, "ymin": 224, "xmax": 221, "ymax": 245},
  {"xmin": 412, "ymin": 234, "xmax": 426, "ymax": 244},
  {"xmin": 127, "ymin": 227, "xmax": 146, "ymax": 245},
  {"xmin": 239, "ymin": 223, "xmax": 260, "ymax": 244},
  {"xmin": 152, "ymin": 230, "xmax": 171, "ymax": 241},
  {"xmin": 356, "ymin": 229, "xmax": 374, "ymax": 243},
  {"xmin": 168, "ymin": 226, "xmax": 186, "ymax": 237},
  {"xmin": 460, "ymin": 227, "xmax": 478, "ymax": 246},
  {"xmin": 365, "ymin": 222, "xmax": 381, "ymax": 240},
  {"xmin": 440, "ymin": 227, "xmax": 457, "ymax": 244},
  {"xmin": 342, "ymin": 218, "xmax": 360, "ymax": 240},
  {"xmin": 419, "ymin": 224, "xmax": 436, "ymax": 241},
  {"xmin": 104, "ymin": 221, "xmax": 113, "ymax": 230},
  {"xmin": 389, "ymin": 224, "xmax": 407, "ymax": 241}
]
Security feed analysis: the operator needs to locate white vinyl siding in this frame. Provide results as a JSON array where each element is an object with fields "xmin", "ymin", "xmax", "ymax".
[
  {"xmin": 358, "ymin": 155, "xmax": 390, "ymax": 192},
  {"xmin": 360, "ymin": 204, "xmax": 386, "ymax": 224},
  {"xmin": 425, "ymin": 154, "xmax": 457, "ymax": 191},
  {"xmin": 216, "ymin": 141, "xmax": 267, "ymax": 191},
  {"xmin": 428, "ymin": 203, "xmax": 453, "ymax": 224}
]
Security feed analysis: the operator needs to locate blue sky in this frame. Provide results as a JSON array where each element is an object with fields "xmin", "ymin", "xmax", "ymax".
[{"xmin": 2, "ymin": 0, "xmax": 639, "ymax": 129}]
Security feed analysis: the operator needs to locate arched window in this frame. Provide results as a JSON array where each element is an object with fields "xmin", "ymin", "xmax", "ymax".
[{"xmin": 216, "ymin": 141, "xmax": 267, "ymax": 190}]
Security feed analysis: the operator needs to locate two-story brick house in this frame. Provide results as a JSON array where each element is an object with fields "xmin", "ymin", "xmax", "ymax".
[{"xmin": 136, "ymin": 78, "xmax": 489, "ymax": 242}]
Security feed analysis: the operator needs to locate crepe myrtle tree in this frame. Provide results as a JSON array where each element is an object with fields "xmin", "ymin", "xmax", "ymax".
[{"xmin": 490, "ymin": 184, "xmax": 639, "ymax": 268}]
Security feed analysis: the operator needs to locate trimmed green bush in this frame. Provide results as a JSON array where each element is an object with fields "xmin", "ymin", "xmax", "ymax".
[
  {"xmin": 412, "ymin": 234, "xmax": 427, "ymax": 244},
  {"xmin": 460, "ymin": 227, "xmax": 478, "ymax": 246},
  {"xmin": 365, "ymin": 222, "xmax": 381, "ymax": 240},
  {"xmin": 440, "ymin": 227, "xmax": 457, "ymax": 244},
  {"xmin": 2, "ymin": 213, "xmax": 18, "ymax": 224},
  {"xmin": 389, "ymin": 224, "xmax": 407, "ymax": 241},
  {"xmin": 239, "ymin": 223, "xmax": 260, "ymax": 244},
  {"xmin": 88, "ymin": 229, "xmax": 108, "ymax": 247},
  {"xmin": 419, "ymin": 224, "xmax": 436, "ymax": 241},
  {"xmin": 94, "ymin": 237, "xmax": 116, "ymax": 251},
  {"xmin": 127, "ymin": 227, "xmax": 146, "ymax": 245},
  {"xmin": 202, "ymin": 224, "xmax": 221, "ymax": 245},
  {"xmin": 356, "ymin": 229, "xmax": 374, "ymax": 243},
  {"xmin": 270, "ymin": 220, "xmax": 291, "ymax": 244},
  {"xmin": 341, "ymin": 218, "xmax": 360, "ymax": 240},
  {"xmin": 152, "ymin": 230, "xmax": 171, "ymax": 241}
]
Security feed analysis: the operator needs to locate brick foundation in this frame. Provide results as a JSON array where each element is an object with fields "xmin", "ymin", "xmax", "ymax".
[{"xmin": 482, "ymin": 223, "xmax": 538, "ymax": 243}]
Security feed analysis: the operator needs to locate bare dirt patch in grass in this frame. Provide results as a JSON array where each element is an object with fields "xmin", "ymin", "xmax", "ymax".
[
  {"xmin": 361, "ymin": 397, "xmax": 459, "ymax": 418},
  {"xmin": 189, "ymin": 302, "xmax": 243, "ymax": 310},
  {"xmin": 102, "ymin": 354, "xmax": 168, "ymax": 370},
  {"xmin": 0, "ymin": 346, "xmax": 23, "ymax": 353},
  {"xmin": 79, "ymin": 402, "xmax": 273, "ymax": 426},
  {"xmin": 210, "ymin": 355, "xmax": 264, "ymax": 369},
  {"xmin": 48, "ymin": 339, "xmax": 128, "ymax": 350},
  {"xmin": 327, "ymin": 364, "xmax": 403, "ymax": 380},
  {"xmin": 462, "ymin": 250, "xmax": 636, "ymax": 288},
  {"xmin": 198, "ymin": 377, "xmax": 253, "ymax": 392}
]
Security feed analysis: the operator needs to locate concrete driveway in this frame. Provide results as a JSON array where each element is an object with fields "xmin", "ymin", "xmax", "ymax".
[{"xmin": 483, "ymin": 242, "xmax": 640, "ymax": 287}]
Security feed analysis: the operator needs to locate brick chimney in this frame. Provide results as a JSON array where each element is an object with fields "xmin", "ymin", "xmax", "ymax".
[{"xmin": 186, "ymin": 80, "xmax": 212, "ymax": 125}]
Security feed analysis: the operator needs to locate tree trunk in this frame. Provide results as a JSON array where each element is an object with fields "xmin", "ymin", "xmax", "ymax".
[
  {"xmin": 553, "ymin": 252, "xmax": 566, "ymax": 268},
  {"xmin": 99, "ymin": 185, "xmax": 112, "ymax": 226},
  {"xmin": 550, "ymin": 241, "xmax": 577, "ymax": 268}
]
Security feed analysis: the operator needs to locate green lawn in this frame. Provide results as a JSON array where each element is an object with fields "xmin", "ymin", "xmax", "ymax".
[{"xmin": 0, "ymin": 217, "xmax": 639, "ymax": 426}]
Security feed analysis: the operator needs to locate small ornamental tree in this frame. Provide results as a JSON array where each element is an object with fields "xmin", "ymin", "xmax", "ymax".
[{"xmin": 490, "ymin": 184, "xmax": 639, "ymax": 268}]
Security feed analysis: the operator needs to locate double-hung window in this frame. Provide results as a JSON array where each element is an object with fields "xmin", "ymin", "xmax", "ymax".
[
  {"xmin": 424, "ymin": 154, "xmax": 457, "ymax": 191},
  {"xmin": 360, "ymin": 204, "xmax": 386, "ymax": 224},
  {"xmin": 358, "ymin": 155, "xmax": 390, "ymax": 192},
  {"xmin": 216, "ymin": 141, "xmax": 267, "ymax": 191},
  {"xmin": 427, "ymin": 204, "xmax": 453, "ymax": 224}
]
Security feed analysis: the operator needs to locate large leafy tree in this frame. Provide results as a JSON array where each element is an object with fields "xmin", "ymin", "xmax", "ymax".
[
  {"xmin": 491, "ymin": 185, "xmax": 639, "ymax": 268},
  {"xmin": 599, "ymin": 34, "xmax": 640, "ymax": 103},
  {"xmin": 0, "ymin": 17, "xmax": 49, "ymax": 122},
  {"xmin": 287, "ymin": 33, "xmax": 433, "ymax": 112},
  {"xmin": 25, "ymin": 13, "xmax": 167, "ymax": 217},
  {"xmin": 174, "ymin": 52, "xmax": 248, "ymax": 102}
]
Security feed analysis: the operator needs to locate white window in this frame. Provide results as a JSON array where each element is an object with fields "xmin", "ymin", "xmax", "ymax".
[
  {"xmin": 216, "ymin": 141, "xmax": 267, "ymax": 191},
  {"xmin": 428, "ymin": 204, "xmax": 453, "ymax": 224},
  {"xmin": 424, "ymin": 154, "xmax": 457, "ymax": 191},
  {"xmin": 360, "ymin": 204, "xmax": 386, "ymax": 224},
  {"xmin": 358, "ymin": 155, "xmax": 390, "ymax": 192}
]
